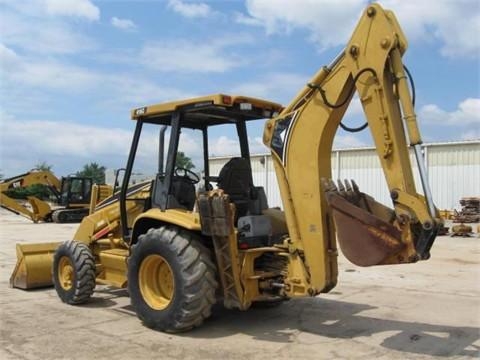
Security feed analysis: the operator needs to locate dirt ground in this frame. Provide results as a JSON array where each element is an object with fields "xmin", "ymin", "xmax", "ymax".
[{"xmin": 0, "ymin": 208, "xmax": 479, "ymax": 360}]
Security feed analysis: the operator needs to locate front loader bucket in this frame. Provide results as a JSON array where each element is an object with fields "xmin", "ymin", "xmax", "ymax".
[
  {"xmin": 323, "ymin": 179, "xmax": 406, "ymax": 267},
  {"xmin": 10, "ymin": 242, "xmax": 60, "ymax": 289}
]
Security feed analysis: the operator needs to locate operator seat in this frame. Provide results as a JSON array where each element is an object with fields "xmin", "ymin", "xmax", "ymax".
[{"xmin": 217, "ymin": 157, "xmax": 253, "ymax": 219}]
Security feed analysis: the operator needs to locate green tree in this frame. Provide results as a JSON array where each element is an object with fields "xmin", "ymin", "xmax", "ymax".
[
  {"xmin": 5, "ymin": 184, "xmax": 52, "ymax": 200},
  {"xmin": 34, "ymin": 161, "xmax": 53, "ymax": 172},
  {"xmin": 76, "ymin": 162, "xmax": 106, "ymax": 184},
  {"xmin": 175, "ymin": 152, "xmax": 195, "ymax": 170},
  {"xmin": 2, "ymin": 165, "xmax": 53, "ymax": 200}
]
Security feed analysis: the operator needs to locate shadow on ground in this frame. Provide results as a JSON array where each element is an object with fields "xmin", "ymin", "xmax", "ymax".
[
  {"xmin": 84, "ymin": 289, "xmax": 479, "ymax": 358},
  {"xmin": 191, "ymin": 298, "xmax": 479, "ymax": 358}
]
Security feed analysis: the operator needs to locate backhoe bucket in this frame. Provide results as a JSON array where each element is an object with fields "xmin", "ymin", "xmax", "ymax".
[
  {"xmin": 323, "ymin": 179, "xmax": 405, "ymax": 267},
  {"xmin": 10, "ymin": 242, "xmax": 60, "ymax": 289},
  {"xmin": 27, "ymin": 196, "xmax": 52, "ymax": 222}
]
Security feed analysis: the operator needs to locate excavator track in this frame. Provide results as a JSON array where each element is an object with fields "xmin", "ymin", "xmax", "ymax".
[{"xmin": 51, "ymin": 208, "xmax": 89, "ymax": 223}]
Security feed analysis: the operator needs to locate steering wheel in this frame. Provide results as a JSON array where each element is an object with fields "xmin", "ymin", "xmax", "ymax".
[{"xmin": 174, "ymin": 167, "xmax": 200, "ymax": 184}]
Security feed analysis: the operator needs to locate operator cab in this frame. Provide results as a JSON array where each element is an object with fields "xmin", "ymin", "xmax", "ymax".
[
  {"xmin": 122, "ymin": 94, "xmax": 283, "ymax": 246},
  {"xmin": 59, "ymin": 177, "xmax": 93, "ymax": 207}
]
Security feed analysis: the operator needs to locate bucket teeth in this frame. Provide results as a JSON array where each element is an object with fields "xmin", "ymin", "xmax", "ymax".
[
  {"xmin": 344, "ymin": 179, "xmax": 353, "ymax": 193},
  {"xmin": 351, "ymin": 179, "xmax": 360, "ymax": 193},
  {"xmin": 323, "ymin": 178, "xmax": 361, "ymax": 197},
  {"xmin": 321, "ymin": 178, "xmax": 338, "ymax": 193}
]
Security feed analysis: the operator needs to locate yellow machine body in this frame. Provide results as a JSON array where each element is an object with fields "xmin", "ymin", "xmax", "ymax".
[
  {"xmin": 10, "ymin": 4, "xmax": 440, "ymax": 331},
  {"xmin": 0, "ymin": 170, "xmax": 112, "ymax": 223}
]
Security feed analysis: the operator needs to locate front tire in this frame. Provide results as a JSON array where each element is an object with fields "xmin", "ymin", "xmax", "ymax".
[
  {"xmin": 128, "ymin": 226, "xmax": 217, "ymax": 332},
  {"xmin": 53, "ymin": 241, "xmax": 96, "ymax": 304}
]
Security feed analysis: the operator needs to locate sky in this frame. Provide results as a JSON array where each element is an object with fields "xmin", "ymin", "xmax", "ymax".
[{"xmin": 0, "ymin": 0, "xmax": 479, "ymax": 177}]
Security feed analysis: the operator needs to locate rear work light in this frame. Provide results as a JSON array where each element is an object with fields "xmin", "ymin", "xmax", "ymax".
[
  {"xmin": 222, "ymin": 95, "xmax": 232, "ymax": 104},
  {"xmin": 239, "ymin": 103, "xmax": 253, "ymax": 111}
]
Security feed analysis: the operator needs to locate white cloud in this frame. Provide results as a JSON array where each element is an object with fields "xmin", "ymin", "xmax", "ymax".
[
  {"xmin": 0, "ymin": 117, "xmax": 190, "ymax": 176},
  {"xmin": 251, "ymin": 137, "xmax": 270, "ymax": 154},
  {"xmin": 209, "ymin": 136, "xmax": 268, "ymax": 157},
  {"xmin": 230, "ymin": 73, "xmax": 308, "ymax": 103},
  {"xmin": 45, "ymin": 0, "xmax": 100, "ymax": 21},
  {"xmin": 240, "ymin": 0, "xmax": 364, "ymax": 51},
  {"xmin": 419, "ymin": 98, "xmax": 480, "ymax": 126},
  {"xmin": 106, "ymin": 78, "xmax": 194, "ymax": 107},
  {"xmin": 240, "ymin": 0, "xmax": 480, "ymax": 58},
  {"xmin": 0, "ymin": 115, "xmax": 266, "ymax": 176},
  {"xmin": 167, "ymin": 0, "xmax": 212, "ymax": 19},
  {"xmin": 0, "ymin": 44, "xmax": 195, "ymax": 117},
  {"xmin": 140, "ymin": 38, "xmax": 250, "ymax": 73},
  {"xmin": 1, "ymin": 120, "xmax": 131, "ymax": 158},
  {"xmin": 0, "ymin": 6, "xmax": 96, "ymax": 54},
  {"xmin": 0, "ymin": 118, "xmax": 132, "ymax": 175},
  {"xmin": 342, "ymin": 95, "xmax": 363, "ymax": 117},
  {"xmin": 234, "ymin": 12, "xmax": 263, "ymax": 27},
  {"xmin": 461, "ymin": 129, "xmax": 480, "ymax": 141},
  {"xmin": 381, "ymin": 0, "xmax": 480, "ymax": 58},
  {"xmin": 0, "ymin": 44, "xmax": 98, "ymax": 92},
  {"xmin": 209, "ymin": 136, "xmax": 241, "ymax": 157},
  {"xmin": 333, "ymin": 134, "xmax": 367, "ymax": 149},
  {"xmin": 111, "ymin": 17, "xmax": 136, "ymax": 31}
]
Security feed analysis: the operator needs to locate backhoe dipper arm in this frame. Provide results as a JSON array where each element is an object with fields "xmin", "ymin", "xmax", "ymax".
[{"xmin": 263, "ymin": 4, "xmax": 439, "ymax": 294}]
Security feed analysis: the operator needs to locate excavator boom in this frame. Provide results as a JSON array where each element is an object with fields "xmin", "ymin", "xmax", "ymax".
[{"xmin": 0, "ymin": 170, "xmax": 61, "ymax": 222}]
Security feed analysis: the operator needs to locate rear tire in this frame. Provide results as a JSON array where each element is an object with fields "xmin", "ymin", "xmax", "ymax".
[
  {"xmin": 53, "ymin": 241, "xmax": 96, "ymax": 304},
  {"xmin": 128, "ymin": 226, "xmax": 217, "ymax": 332}
]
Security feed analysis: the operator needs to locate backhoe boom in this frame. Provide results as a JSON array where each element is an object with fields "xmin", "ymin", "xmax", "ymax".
[{"xmin": 263, "ymin": 4, "xmax": 439, "ymax": 294}]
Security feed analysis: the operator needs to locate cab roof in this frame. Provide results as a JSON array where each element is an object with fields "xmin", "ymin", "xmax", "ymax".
[{"xmin": 130, "ymin": 94, "xmax": 283, "ymax": 129}]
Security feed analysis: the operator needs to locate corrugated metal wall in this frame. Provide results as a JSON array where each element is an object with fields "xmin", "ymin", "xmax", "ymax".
[
  {"xmin": 209, "ymin": 141, "xmax": 480, "ymax": 210},
  {"xmin": 427, "ymin": 143, "xmax": 480, "ymax": 209}
]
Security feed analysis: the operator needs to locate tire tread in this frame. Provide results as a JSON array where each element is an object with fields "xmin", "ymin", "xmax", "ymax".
[{"xmin": 128, "ymin": 226, "xmax": 218, "ymax": 332}]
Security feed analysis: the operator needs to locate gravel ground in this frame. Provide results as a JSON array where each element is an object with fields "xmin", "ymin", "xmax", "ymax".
[{"xmin": 0, "ymin": 208, "xmax": 479, "ymax": 359}]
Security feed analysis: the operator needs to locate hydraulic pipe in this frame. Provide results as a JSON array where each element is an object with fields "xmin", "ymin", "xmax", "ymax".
[
  {"xmin": 390, "ymin": 48, "xmax": 422, "ymax": 145},
  {"xmin": 413, "ymin": 144, "xmax": 437, "ymax": 218},
  {"xmin": 390, "ymin": 48, "xmax": 436, "ymax": 218},
  {"xmin": 282, "ymin": 51, "xmax": 344, "ymax": 115}
]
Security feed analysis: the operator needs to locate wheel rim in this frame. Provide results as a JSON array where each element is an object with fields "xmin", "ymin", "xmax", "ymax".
[
  {"xmin": 58, "ymin": 256, "xmax": 74, "ymax": 291},
  {"xmin": 139, "ymin": 254, "xmax": 174, "ymax": 310}
]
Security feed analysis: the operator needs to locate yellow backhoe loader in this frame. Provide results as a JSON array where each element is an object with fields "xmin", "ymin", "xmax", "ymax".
[
  {"xmin": 0, "ymin": 170, "xmax": 112, "ymax": 223},
  {"xmin": 11, "ymin": 4, "xmax": 440, "ymax": 332}
]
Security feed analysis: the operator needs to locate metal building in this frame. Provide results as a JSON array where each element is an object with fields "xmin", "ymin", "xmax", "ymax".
[{"xmin": 209, "ymin": 140, "xmax": 480, "ymax": 211}]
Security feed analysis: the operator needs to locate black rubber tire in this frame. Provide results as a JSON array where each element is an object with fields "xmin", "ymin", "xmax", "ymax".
[
  {"xmin": 53, "ymin": 241, "xmax": 96, "ymax": 304},
  {"xmin": 128, "ymin": 226, "xmax": 218, "ymax": 332}
]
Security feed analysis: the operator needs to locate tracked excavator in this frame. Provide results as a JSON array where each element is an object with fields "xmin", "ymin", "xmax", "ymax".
[
  {"xmin": 0, "ymin": 170, "xmax": 112, "ymax": 223},
  {"xmin": 10, "ymin": 4, "xmax": 440, "ymax": 332}
]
